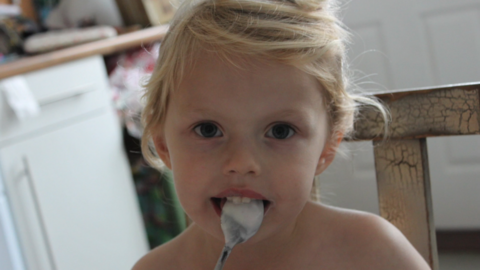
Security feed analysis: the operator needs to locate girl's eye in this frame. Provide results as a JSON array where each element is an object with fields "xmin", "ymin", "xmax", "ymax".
[
  {"xmin": 193, "ymin": 123, "xmax": 223, "ymax": 138},
  {"xmin": 266, "ymin": 124, "xmax": 295, "ymax": 139}
]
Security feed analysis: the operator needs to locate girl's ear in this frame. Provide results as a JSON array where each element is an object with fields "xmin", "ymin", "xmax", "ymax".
[
  {"xmin": 314, "ymin": 133, "xmax": 343, "ymax": 176},
  {"xmin": 153, "ymin": 134, "xmax": 173, "ymax": 170}
]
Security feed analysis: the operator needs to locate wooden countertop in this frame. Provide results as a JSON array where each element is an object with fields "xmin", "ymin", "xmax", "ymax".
[{"xmin": 0, "ymin": 25, "xmax": 169, "ymax": 80}]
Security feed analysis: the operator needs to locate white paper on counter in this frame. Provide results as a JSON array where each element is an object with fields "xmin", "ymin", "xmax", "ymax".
[{"xmin": 1, "ymin": 76, "xmax": 41, "ymax": 121}]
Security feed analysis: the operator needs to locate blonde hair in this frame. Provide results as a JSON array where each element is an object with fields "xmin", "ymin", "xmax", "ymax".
[{"xmin": 141, "ymin": 0, "xmax": 389, "ymax": 173}]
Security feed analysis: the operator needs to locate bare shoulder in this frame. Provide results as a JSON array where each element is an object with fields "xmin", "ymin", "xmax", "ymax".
[
  {"xmin": 317, "ymin": 203, "xmax": 431, "ymax": 270},
  {"xmin": 131, "ymin": 227, "xmax": 197, "ymax": 270},
  {"xmin": 131, "ymin": 239, "xmax": 178, "ymax": 270}
]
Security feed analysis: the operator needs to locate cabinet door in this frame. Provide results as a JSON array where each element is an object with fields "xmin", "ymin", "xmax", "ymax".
[{"xmin": 0, "ymin": 109, "xmax": 148, "ymax": 270}]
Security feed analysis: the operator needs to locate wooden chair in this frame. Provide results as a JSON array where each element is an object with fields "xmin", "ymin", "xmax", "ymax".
[{"xmin": 351, "ymin": 82, "xmax": 480, "ymax": 270}]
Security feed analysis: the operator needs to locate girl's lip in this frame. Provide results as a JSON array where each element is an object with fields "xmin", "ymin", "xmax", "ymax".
[
  {"xmin": 213, "ymin": 188, "xmax": 268, "ymax": 200},
  {"xmin": 211, "ymin": 188, "xmax": 272, "ymax": 217}
]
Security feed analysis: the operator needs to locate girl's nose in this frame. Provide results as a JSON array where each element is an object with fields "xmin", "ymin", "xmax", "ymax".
[{"xmin": 222, "ymin": 138, "xmax": 262, "ymax": 176}]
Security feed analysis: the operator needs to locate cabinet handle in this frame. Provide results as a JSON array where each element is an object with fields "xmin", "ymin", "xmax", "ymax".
[
  {"xmin": 22, "ymin": 156, "xmax": 58, "ymax": 270},
  {"xmin": 38, "ymin": 83, "xmax": 95, "ymax": 106}
]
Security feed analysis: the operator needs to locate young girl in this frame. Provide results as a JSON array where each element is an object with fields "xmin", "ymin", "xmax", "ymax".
[{"xmin": 133, "ymin": 0, "xmax": 431, "ymax": 269}]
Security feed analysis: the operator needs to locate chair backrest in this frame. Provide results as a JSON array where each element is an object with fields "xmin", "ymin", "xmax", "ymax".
[{"xmin": 351, "ymin": 82, "xmax": 480, "ymax": 270}]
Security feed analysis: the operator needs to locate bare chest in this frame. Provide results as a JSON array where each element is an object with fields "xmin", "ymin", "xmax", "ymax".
[
  {"xmin": 269, "ymin": 248, "xmax": 354, "ymax": 270},
  {"xmin": 168, "ymin": 247, "xmax": 350, "ymax": 270}
]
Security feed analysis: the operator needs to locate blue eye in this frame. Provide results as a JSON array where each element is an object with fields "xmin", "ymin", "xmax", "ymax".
[
  {"xmin": 194, "ymin": 123, "xmax": 222, "ymax": 138},
  {"xmin": 267, "ymin": 124, "xmax": 295, "ymax": 139}
]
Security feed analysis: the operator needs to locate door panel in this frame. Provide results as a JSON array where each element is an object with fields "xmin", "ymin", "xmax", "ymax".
[
  {"xmin": 423, "ymin": 9, "xmax": 480, "ymax": 85},
  {"xmin": 349, "ymin": 23, "xmax": 394, "ymax": 92},
  {"xmin": 319, "ymin": 0, "xmax": 480, "ymax": 229}
]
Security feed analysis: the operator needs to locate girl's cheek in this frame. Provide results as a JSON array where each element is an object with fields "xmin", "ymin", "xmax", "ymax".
[
  {"xmin": 173, "ymin": 151, "xmax": 217, "ymax": 184},
  {"xmin": 181, "ymin": 140, "xmax": 225, "ymax": 161},
  {"xmin": 267, "ymin": 147, "xmax": 319, "ymax": 174},
  {"xmin": 266, "ymin": 136, "xmax": 319, "ymax": 158}
]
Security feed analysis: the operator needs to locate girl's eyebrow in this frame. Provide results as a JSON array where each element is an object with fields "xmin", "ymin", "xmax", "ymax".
[
  {"xmin": 270, "ymin": 110, "xmax": 315, "ymax": 128},
  {"xmin": 272, "ymin": 109, "xmax": 311, "ymax": 120},
  {"xmin": 186, "ymin": 107, "xmax": 312, "ymax": 122}
]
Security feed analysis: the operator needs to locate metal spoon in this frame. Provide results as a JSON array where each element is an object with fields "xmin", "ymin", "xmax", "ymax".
[{"xmin": 214, "ymin": 199, "xmax": 264, "ymax": 270}]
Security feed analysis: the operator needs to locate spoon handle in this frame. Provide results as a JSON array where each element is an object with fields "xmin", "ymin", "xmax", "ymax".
[{"xmin": 214, "ymin": 246, "xmax": 233, "ymax": 270}]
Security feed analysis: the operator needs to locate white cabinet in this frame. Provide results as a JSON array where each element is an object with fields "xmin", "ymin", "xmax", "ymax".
[
  {"xmin": 0, "ymin": 55, "xmax": 109, "ymax": 145},
  {"xmin": 0, "ymin": 56, "xmax": 149, "ymax": 270}
]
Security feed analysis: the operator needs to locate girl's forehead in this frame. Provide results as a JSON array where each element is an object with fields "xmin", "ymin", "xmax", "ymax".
[
  {"xmin": 176, "ymin": 52, "xmax": 323, "ymax": 101},
  {"xmin": 167, "ymin": 52, "xmax": 328, "ymax": 123}
]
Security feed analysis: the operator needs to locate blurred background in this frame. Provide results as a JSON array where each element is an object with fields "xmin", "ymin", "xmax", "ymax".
[
  {"xmin": 320, "ymin": 0, "xmax": 480, "ymax": 269},
  {"xmin": 0, "ymin": 0, "xmax": 478, "ymax": 269}
]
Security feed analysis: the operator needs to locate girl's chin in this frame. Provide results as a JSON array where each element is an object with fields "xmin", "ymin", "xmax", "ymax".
[{"xmin": 194, "ymin": 211, "xmax": 300, "ymax": 249}]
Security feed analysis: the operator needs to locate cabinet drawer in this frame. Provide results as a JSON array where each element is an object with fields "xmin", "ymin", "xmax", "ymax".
[{"xmin": 0, "ymin": 55, "xmax": 111, "ymax": 146}]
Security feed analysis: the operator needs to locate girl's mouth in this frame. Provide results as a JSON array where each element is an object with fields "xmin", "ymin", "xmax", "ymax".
[{"xmin": 211, "ymin": 197, "xmax": 271, "ymax": 217}]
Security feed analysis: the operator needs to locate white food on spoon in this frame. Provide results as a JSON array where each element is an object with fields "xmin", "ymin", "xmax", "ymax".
[{"xmin": 213, "ymin": 197, "xmax": 264, "ymax": 270}]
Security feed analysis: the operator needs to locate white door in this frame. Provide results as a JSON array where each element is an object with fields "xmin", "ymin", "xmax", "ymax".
[
  {"xmin": 0, "ymin": 110, "xmax": 148, "ymax": 270},
  {"xmin": 319, "ymin": 0, "xmax": 480, "ymax": 229}
]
